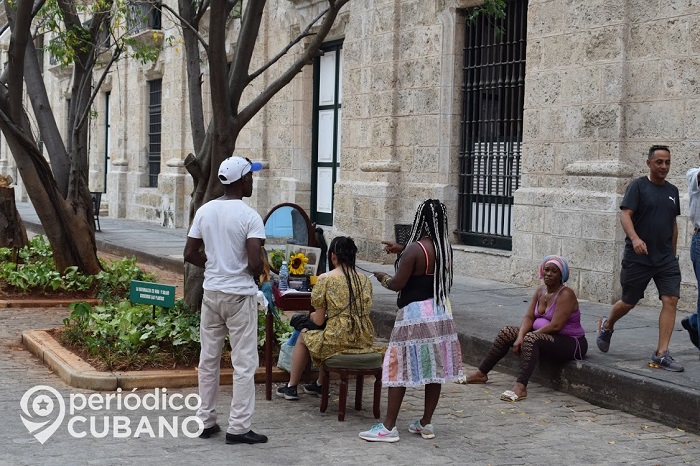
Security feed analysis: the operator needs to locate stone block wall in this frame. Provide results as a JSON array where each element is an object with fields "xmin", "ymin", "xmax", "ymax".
[
  {"xmin": 519, "ymin": 0, "xmax": 700, "ymax": 310},
  {"xmin": 6, "ymin": 0, "xmax": 700, "ymax": 311}
]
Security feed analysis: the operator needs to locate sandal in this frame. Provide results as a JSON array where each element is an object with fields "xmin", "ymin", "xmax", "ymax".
[{"xmin": 500, "ymin": 390, "xmax": 527, "ymax": 402}]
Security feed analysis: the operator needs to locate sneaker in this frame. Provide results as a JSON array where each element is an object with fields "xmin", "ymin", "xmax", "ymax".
[
  {"xmin": 648, "ymin": 350, "xmax": 684, "ymax": 372},
  {"xmin": 302, "ymin": 381, "xmax": 322, "ymax": 397},
  {"xmin": 681, "ymin": 317, "xmax": 700, "ymax": 349},
  {"xmin": 408, "ymin": 419, "xmax": 435, "ymax": 439},
  {"xmin": 359, "ymin": 423, "xmax": 400, "ymax": 443},
  {"xmin": 596, "ymin": 316, "xmax": 614, "ymax": 353},
  {"xmin": 276, "ymin": 384, "xmax": 299, "ymax": 400}
]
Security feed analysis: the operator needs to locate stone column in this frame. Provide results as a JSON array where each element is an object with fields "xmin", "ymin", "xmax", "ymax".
[{"xmin": 512, "ymin": 0, "xmax": 632, "ymax": 301}]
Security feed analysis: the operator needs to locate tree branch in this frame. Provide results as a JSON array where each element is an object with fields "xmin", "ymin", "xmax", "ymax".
[
  {"xmin": 0, "ymin": 0, "xmax": 44, "ymax": 37},
  {"xmin": 237, "ymin": 0, "xmax": 350, "ymax": 127},
  {"xmin": 74, "ymin": 4, "xmax": 115, "ymax": 133},
  {"xmin": 7, "ymin": 0, "xmax": 35, "ymax": 122},
  {"xmin": 75, "ymin": 44, "xmax": 123, "ymax": 132},
  {"xmin": 160, "ymin": 1, "xmax": 209, "ymax": 52},
  {"xmin": 24, "ymin": 38, "xmax": 70, "ymax": 196},
  {"xmin": 228, "ymin": 0, "xmax": 265, "ymax": 116},
  {"xmin": 247, "ymin": 6, "xmax": 328, "ymax": 83},
  {"xmin": 208, "ymin": 0, "xmax": 237, "ymax": 135},
  {"xmin": 196, "ymin": 0, "xmax": 210, "ymax": 24},
  {"xmin": 178, "ymin": 0, "xmax": 206, "ymax": 154}
]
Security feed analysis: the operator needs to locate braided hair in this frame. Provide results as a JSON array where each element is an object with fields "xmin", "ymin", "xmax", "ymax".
[
  {"xmin": 403, "ymin": 199, "xmax": 453, "ymax": 306},
  {"xmin": 328, "ymin": 236, "xmax": 366, "ymax": 315}
]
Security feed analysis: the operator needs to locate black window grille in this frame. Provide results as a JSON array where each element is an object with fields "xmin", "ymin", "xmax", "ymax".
[
  {"xmin": 35, "ymin": 36, "xmax": 44, "ymax": 73},
  {"xmin": 148, "ymin": 79, "xmax": 162, "ymax": 188},
  {"xmin": 66, "ymin": 98, "xmax": 72, "ymax": 150},
  {"xmin": 49, "ymin": 38, "xmax": 60, "ymax": 66},
  {"xmin": 84, "ymin": 17, "xmax": 112, "ymax": 52},
  {"xmin": 458, "ymin": 0, "xmax": 527, "ymax": 250},
  {"xmin": 127, "ymin": 2, "xmax": 162, "ymax": 34}
]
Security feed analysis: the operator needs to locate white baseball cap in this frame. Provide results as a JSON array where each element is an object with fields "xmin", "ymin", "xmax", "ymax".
[{"xmin": 218, "ymin": 156, "xmax": 263, "ymax": 184}]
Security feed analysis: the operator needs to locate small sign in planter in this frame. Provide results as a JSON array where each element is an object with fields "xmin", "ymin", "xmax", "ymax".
[{"xmin": 129, "ymin": 280, "xmax": 176, "ymax": 318}]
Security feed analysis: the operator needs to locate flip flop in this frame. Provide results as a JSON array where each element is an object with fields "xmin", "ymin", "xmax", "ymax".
[
  {"xmin": 455, "ymin": 374, "xmax": 487, "ymax": 384},
  {"xmin": 500, "ymin": 390, "xmax": 527, "ymax": 402}
]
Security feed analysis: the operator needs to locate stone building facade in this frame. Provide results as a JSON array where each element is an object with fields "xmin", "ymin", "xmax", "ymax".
[{"xmin": 3, "ymin": 0, "xmax": 700, "ymax": 310}]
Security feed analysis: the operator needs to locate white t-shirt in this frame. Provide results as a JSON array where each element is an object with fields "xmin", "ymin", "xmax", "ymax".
[{"xmin": 188, "ymin": 199, "xmax": 266, "ymax": 295}]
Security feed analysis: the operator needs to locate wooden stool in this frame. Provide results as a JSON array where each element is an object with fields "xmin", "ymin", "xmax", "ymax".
[{"xmin": 320, "ymin": 353, "xmax": 383, "ymax": 421}]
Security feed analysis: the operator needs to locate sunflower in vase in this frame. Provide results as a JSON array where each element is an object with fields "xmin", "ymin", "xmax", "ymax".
[{"xmin": 288, "ymin": 252, "xmax": 309, "ymax": 275}]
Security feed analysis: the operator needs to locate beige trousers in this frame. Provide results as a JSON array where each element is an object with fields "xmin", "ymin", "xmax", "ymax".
[{"xmin": 196, "ymin": 290, "xmax": 259, "ymax": 435}]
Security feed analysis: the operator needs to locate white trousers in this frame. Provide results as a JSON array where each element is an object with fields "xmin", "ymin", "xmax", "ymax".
[{"xmin": 196, "ymin": 290, "xmax": 259, "ymax": 435}]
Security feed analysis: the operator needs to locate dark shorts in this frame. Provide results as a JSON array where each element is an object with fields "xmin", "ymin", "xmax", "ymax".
[{"xmin": 620, "ymin": 259, "xmax": 681, "ymax": 305}]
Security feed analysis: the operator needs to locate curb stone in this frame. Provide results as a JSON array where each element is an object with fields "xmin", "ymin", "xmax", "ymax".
[
  {"xmin": 0, "ymin": 298, "xmax": 100, "ymax": 309},
  {"xmin": 22, "ymin": 329, "xmax": 289, "ymax": 391}
]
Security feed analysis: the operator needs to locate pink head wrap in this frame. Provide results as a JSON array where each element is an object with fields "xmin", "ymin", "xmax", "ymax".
[{"xmin": 539, "ymin": 255, "xmax": 569, "ymax": 283}]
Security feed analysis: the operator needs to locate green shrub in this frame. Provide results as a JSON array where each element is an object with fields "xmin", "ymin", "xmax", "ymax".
[
  {"xmin": 61, "ymin": 299, "xmax": 293, "ymax": 371},
  {"xmin": 258, "ymin": 309, "xmax": 293, "ymax": 348},
  {"xmin": 95, "ymin": 257, "xmax": 156, "ymax": 301},
  {"xmin": 61, "ymin": 299, "xmax": 201, "ymax": 370},
  {"xmin": 3, "ymin": 235, "xmax": 294, "ymax": 370},
  {"xmin": 0, "ymin": 235, "xmax": 154, "ymax": 297}
]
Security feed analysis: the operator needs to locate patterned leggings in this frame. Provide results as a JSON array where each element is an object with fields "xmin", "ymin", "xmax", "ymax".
[{"xmin": 478, "ymin": 326, "xmax": 588, "ymax": 386}]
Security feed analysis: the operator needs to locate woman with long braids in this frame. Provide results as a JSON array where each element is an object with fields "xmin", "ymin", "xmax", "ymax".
[
  {"xmin": 276, "ymin": 236, "xmax": 375, "ymax": 400},
  {"xmin": 360, "ymin": 199, "xmax": 463, "ymax": 443}
]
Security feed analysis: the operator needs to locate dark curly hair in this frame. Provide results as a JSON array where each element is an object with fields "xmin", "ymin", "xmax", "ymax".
[{"xmin": 328, "ymin": 236, "xmax": 365, "ymax": 315}]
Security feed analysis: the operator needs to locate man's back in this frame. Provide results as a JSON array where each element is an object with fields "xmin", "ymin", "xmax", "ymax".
[{"xmin": 189, "ymin": 199, "xmax": 265, "ymax": 295}]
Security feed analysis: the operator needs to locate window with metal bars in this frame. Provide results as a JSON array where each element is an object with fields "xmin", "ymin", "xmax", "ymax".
[
  {"xmin": 65, "ymin": 98, "xmax": 72, "ymax": 151},
  {"xmin": 458, "ymin": 0, "xmax": 527, "ymax": 250},
  {"xmin": 127, "ymin": 2, "xmax": 162, "ymax": 34},
  {"xmin": 148, "ymin": 79, "xmax": 162, "ymax": 188}
]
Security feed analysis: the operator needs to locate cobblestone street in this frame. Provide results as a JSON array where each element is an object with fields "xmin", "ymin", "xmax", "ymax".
[{"xmin": 2, "ymin": 307, "xmax": 699, "ymax": 465}]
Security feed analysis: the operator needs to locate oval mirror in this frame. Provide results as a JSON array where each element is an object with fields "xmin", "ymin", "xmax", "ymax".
[{"xmin": 263, "ymin": 203, "xmax": 315, "ymax": 274}]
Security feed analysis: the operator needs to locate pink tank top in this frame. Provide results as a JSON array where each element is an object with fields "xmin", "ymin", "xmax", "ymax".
[{"xmin": 532, "ymin": 286, "xmax": 585, "ymax": 338}]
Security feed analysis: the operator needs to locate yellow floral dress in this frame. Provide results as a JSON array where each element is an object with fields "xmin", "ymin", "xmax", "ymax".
[{"xmin": 303, "ymin": 274, "xmax": 375, "ymax": 365}]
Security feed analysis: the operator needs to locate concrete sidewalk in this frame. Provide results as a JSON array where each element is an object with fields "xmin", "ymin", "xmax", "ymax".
[{"xmin": 15, "ymin": 201, "xmax": 700, "ymax": 434}]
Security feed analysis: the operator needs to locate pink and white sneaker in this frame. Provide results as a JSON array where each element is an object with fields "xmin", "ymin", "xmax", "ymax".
[{"xmin": 359, "ymin": 423, "xmax": 400, "ymax": 443}]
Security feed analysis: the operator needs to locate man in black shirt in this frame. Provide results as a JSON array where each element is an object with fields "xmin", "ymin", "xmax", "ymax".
[{"xmin": 596, "ymin": 145, "xmax": 684, "ymax": 372}]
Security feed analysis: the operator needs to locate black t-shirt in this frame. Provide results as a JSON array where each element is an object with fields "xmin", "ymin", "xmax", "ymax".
[{"xmin": 620, "ymin": 176, "xmax": 680, "ymax": 266}]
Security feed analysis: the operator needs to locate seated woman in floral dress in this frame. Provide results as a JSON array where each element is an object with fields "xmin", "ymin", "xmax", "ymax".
[{"xmin": 276, "ymin": 236, "xmax": 375, "ymax": 400}]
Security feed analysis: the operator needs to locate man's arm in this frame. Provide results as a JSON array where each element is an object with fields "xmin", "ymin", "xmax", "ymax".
[
  {"xmin": 687, "ymin": 156, "xmax": 700, "ymax": 192},
  {"xmin": 184, "ymin": 237, "xmax": 206, "ymax": 268},
  {"xmin": 246, "ymin": 237, "xmax": 263, "ymax": 276},
  {"xmin": 620, "ymin": 208, "xmax": 648, "ymax": 255},
  {"xmin": 673, "ymin": 218, "xmax": 678, "ymax": 256}
]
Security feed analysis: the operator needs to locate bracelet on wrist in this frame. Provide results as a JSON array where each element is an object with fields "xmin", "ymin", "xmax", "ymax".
[{"xmin": 381, "ymin": 275, "xmax": 391, "ymax": 289}]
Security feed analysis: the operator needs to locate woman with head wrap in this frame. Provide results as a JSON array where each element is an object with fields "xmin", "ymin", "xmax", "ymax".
[{"xmin": 464, "ymin": 255, "xmax": 587, "ymax": 402}]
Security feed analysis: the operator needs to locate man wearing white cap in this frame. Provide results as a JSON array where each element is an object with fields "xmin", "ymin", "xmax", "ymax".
[{"xmin": 184, "ymin": 156, "xmax": 268, "ymax": 444}]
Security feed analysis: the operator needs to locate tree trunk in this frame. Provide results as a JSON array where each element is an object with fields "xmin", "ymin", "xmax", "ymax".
[
  {"xmin": 184, "ymin": 263, "xmax": 204, "ymax": 311},
  {"xmin": 181, "ymin": 0, "xmax": 351, "ymax": 309},
  {"xmin": 0, "ymin": 129, "xmax": 101, "ymax": 275},
  {"xmin": 0, "ymin": 186, "xmax": 28, "ymax": 248}
]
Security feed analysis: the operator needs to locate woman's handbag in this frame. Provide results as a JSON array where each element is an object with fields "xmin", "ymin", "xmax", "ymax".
[{"xmin": 290, "ymin": 313, "xmax": 325, "ymax": 331}]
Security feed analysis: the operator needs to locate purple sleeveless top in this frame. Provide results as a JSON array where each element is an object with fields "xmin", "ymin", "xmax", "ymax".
[{"xmin": 532, "ymin": 286, "xmax": 585, "ymax": 338}]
